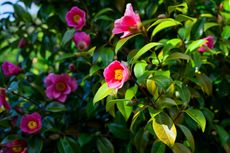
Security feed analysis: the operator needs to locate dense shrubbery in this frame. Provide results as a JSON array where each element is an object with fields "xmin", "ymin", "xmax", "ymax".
[{"xmin": 0, "ymin": 0, "xmax": 230, "ymax": 153}]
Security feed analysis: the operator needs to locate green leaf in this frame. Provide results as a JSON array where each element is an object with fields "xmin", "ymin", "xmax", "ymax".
[
  {"xmin": 191, "ymin": 18, "xmax": 205, "ymax": 39},
  {"xmin": 134, "ymin": 61, "xmax": 148, "ymax": 78},
  {"xmin": 215, "ymin": 125, "xmax": 229, "ymax": 145},
  {"xmin": 28, "ymin": 137, "xmax": 43, "ymax": 153},
  {"xmin": 152, "ymin": 112, "xmax": 177, "ymax": 147},
  {"xmin": 151, "ymin": 141, "xmax": 166, "ymax": 153},
  {"xmin": 62, "ymin": 29, "xmax": 75, "ymax": 46},
  {"xmin": 108, "ymin": 123, "xmax": 130, "ymax": 140},
  {"xmin": 96, "ymin": 137, "xmax": 114, "ymax": 153},
  {"xmin": 93, "ymin": 83, "xmax": 115, "ymax": 104},
  {"xmin": 204, "ymin": 22, "xmax": 219, "ymax": 32},
  {"xmin": 79, "ymin": 133, "xmax": 93, "ymax": 146},
  {"xmin": 46, "ymin": 102, "xmax": 67, "ymax": 112},
  {"xmin": 156, "ymin": 97, "xmax": 177, "ymax": 109},
  {"xmin": 178, "ymin": 125, "xmax": 195, "ymax": 152},
  {"xmin": 186, "ymin": 39, "xmax": 206, "ymax": 53},
  {"xmin": 166, "ymin": 52, "xmax": 191, "ymax": 61},
  {"xmin": 131, "ymin": 42, "xmax": 161, "ymax": 63},
  {"xmin": 115, "ymin": 33, "xmax": 141, "ymax": 54},
  {"xmin": 89, "ymin": 65, "xmax": 101, "ymax": 76},
  {"xmin": 93, "ymin": 8, "xmax": 113, "ymax": 21},
  {"xmin": 172, "ymin": 143, "xmax": 191, "ymax": 153},
  {"xmin": 13, "ymin": 4, "xmax": 32, "ymax": 23},
  {"xmin": 177, "ymin": 84, "xmax": 191, "ymax": 103},
  {"xmin": 117, "ymin": 100, "xmax": 132, "ymax": 121},
  {"xmin": 185, "ymin": 109, "xmax": 206, "ymax": 132},
  {"xmin": 125, "ymin": 85, "xmax": 138, "ymax": 100},
  {"xmin": 58, "ymin": 137, "xmax": 81, "ymax": 153},
  {"xmin": 222, "ymin": 26, "xmax": 230, "ymax": 40},
  {"xmin": 168, "ymin": 2, "xmax": 188, "ymax": 15},
  {"xmin": 130, "ymin": 111, "xmax": 141, "ymax": 133},
  {"xmin": 148, "ymin": 18, "xmax": 176, "ymax": 31},
  {"xmin": 133, "ymin": 128, "xmax": 149, "ymax": 153},
  {"xmin": 151, "ymin": 20, "xmax": 181, "ymax": 38},
  {"xmin": 196, "ymin": 74, "xmax": 212, "ymax": 95}
]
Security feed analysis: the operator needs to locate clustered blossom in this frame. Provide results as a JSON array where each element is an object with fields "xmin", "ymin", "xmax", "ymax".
[
  {"xmin": 45, "ymin": 73, "xmax": 77, "ymax": 102},
  {"xmin": 1, "ymin": 61, "xmax": 21, "ymax": 77},
  {"xmin": 0, "ymin": 88, "xmax": 10, "ymax": 111},
  {"xmin": 65, "ymin": 6, "xmax": 91, "ymax": 50},
  {"xmin": 20, "ymin": 112, "xmax": 42, "ymax": 134},
  {"xmin": 73, "ymin": 32, "xmax": 90, "ymax": 50},
  {"xmin": 198, "ymin": 36, "xmax": 214, "ymax": 52},
  {"xmin": 112, "ymin": 3, "xmax": 141, "ymax": 38},
  {"xmin": 103, "ymin": 60, "xmax": 130, "ymax": 89}
]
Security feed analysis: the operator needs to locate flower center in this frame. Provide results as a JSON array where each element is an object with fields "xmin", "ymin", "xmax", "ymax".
[
  {"xmin": 77, "ymin": 41, "xmax": 87, "ymax": 50},
  {"xmin": 55, "ymin": 82, "xmax": 66, "ymax": 92},
  {"xmin": 27, "ymin": 121, "xmax": 37, "ymax": 130},
  {"xmin": 73, "ymin": 15, "xmax": 81, "ymax": 23},
  {"xmin": 114, "ymin": 69, "xmax": 123, "ymax": 81},
  {"xmin": 12, "ymin": 145, "xmax": 22, "ymax": 153}
]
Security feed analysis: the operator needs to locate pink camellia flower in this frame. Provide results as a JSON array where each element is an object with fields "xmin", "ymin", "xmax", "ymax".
[
  {"xmin": 65, "ymin": 6, "xmax": 86, "ymax": 30},
  {"xmin": 5, "ymin": 140, "xmax": 27, "ymax": 153},
  {"xmin": 103, "ymin": 60, "xmax": 130, "ymax": 89},
  {"xmin": 44, "ymin": 73, "xmax": 77, "ymax": 102},
  {"xmin": 0, "ymin": 88, "xmax": 10, "ymax": 111},
  {"xmin": 73, "ymin": 32, "xmax": 90, "ymax": 51},
  {"xmin": 1, "ymin": 61, "xmax": 21, "ymax": 77},
  {"xmin": 198, "ymin": 36, "xmax": 214, "ymax": 52},
  {"xmin": 20, "ymin": 112, "xmax": 42, "ymax": 134},
  {"xmin": 112, "ymin": 3, "xmax": 141, "ymax": 38}
]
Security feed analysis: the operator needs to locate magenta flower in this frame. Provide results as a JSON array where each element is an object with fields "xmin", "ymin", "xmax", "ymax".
[
  {"xmin": 1, "ymin": 61, "xmax": 21, "ymax": 77},
  {"xmin": 0, "ymin": 88, "xmax": 10, "ymax": 111},
  {"xmin": 198, "ymin": 36, "xmax": 214, "ymax": 52},
  {"xmin": 20, "ymin": 112, "xmax": 42, "ymax": 134},
  {"xmin": 73, "ymin": 32, "xmax": 90, "ymax": 51},
  {"xmin": 112, "ymin": 3, "xmax": 141, "ymax": 38},
  {"xmin": 44, "ymin": 73, "xmax": 77, "ymax": 102},
  {"xmin": 5, "ymin": 140, "xmax": 27, "ymax": 153},
  {"xmin": 66, "ymin": 6, "xmax": 86, "ymax": 30},
  {"xmin": 103, "ymin": 60, "xmax": 129, "ymax": 89}
]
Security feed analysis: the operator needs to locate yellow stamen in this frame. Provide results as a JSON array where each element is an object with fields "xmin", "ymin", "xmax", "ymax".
[
  {"xmin": 114, "ymin": 69, "xmax": 123, "ymax": 81},
  {"xmin": 55, "ymin": 82, "xmax": 66, "ymax": 92},
  {"xmin": 12, "ymin": 145, "xmax": 22, "ymax": 153},
  {"xmin": 73, "ymin": 15, "xmax": 80, "ymax": 23},
  {"xmin": 27, "ymin": 121, "xmax": 38, "ymax": 130}
]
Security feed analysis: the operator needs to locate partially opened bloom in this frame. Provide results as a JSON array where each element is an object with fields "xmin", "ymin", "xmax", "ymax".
[
  {"xmin": 198, "ymin": 36, "xmax": 214, "ymax": 52},
  {"xmin": 0, "ymin": 88, "xmax": 10, "ymax": 111},
  {"xmin": 20, "ymin": 112, "xmax": 42, "ymax": 134},
  {"xmin": 103, "ymin": 60, "xmax": 129, "ymax": 89},
  {"xmin": 112, "ymin": 3, "xmax": 141, "ymax": 38},
  {"xmin": 73, "ymin": 32, "xmax": 90, "ymax": 50},
  {"xmin": 66, "ymin": 6, "xmax": 86, "ymax": 30},
  {"xmin": 1, "ymin": 61, "xmax": 21, "ymax": 77},
  {"xmin": 5, "ymin": 140, "xmax": 27, "ymax": 153},
  {"xmin": 45, "ymin": 73, "xmax": 77, "ymax": 102}
]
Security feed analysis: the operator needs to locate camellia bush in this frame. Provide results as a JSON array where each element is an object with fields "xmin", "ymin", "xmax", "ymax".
[{"xmin": 0, "ymin": 0, "xmax": 230, "ymax": 153}]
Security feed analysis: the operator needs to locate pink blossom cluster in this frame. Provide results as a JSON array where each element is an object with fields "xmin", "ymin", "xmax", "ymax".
[{"xmin": 66, "ymin": 6, "xmax": 90, "ymax": 51}]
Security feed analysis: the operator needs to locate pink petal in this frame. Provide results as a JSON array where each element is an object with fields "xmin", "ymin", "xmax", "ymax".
[{"xmin": 57, "ymin": 94, "xmax": 67, "ymax": 103}]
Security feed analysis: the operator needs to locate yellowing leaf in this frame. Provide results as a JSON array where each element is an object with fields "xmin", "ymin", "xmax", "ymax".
[{"xmin": 152, "ymin": 112, "xmax": 177, "ymax": 147}]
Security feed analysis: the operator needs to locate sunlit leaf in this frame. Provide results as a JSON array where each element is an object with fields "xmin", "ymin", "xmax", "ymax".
[
  {"xmin": 172, "ymin": 143, "xmax": 191, "ymax": 153},
  {"xmin": 185, "ymin": 109, "xmax": 206, "ymax": 132},
  {"xmin": 93, "ymin": 83, "xmax": 115, "ymax": 104}
]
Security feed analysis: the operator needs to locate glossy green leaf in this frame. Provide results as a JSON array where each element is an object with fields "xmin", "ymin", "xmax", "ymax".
[
  {"xmin": 117, "ymin": 100, "xmax": 132, "ymax": 121},
  {"xmin": 156, "ymin": 97, "xmax": 177, "ymax": 109},
  {"xmin": 204, "ymin": 22, "xmax": 219, "ymax": 32},
  {"xmin": 46, "ymin": 102, "xmax": 67, "ymax": 112},
  {"xmin": 151, "ymin": 20, "xmax": 181, "ymax": 38},
  {"xmin": 62, "ymin": 29, "xmax": 75, "ymax": 46},
  {"xmin": 168, "ymin": 2, "xmax": 188, "ymax": 15},
  {"xmin": 185, "ymin": 109, "xmax": 206, "ymax": 132},
  {"xmin": 93, "ymin": 83, "xmax": 115, "ymax": 104},
  {"xmin": 115, "ymin": 33, "xmax": 141, "ymax": 54},
  {"xmin": 125, "ymin": 85, "xmax": 138, "ymax": 100},
  {"xmin": 215, "ymin": 125, "xmax": 229, "ymax": 145},
  {"xmin": 196, "ymin": 74, "xmax": 212, "ymax": 95},
  {"xmin": 134, "ymin": 61, "xmax": 148, "ymax": 78},
  {"xmin": 172, "ymin": 143, "xmax": 191, "ymax": 153},
  {"xmin": 134, "ymin": 128, "xmax": 148, "ymax": 153},
  {"xmin": 108, "ymin": 123, "xmax": 130, "ymax": 140},
  {"xmin": 93, "ymin": 8, "xmax": 113, "ymax": 21},
  {"xmin": 28, "ymin": 137, "xmax": 43, "ymax": 153},
  {"xmin": 78, "ymin": 133, "xmax": 93, "ymax": 146},
  {"xmin": 166, "ymin": 52, "xmax": 191, "ymax": 61},
  {"xmin": 152, "ymin": 112, "xmax": 177, "ymax": 147},
  {"xmin": 13, "ymin": 4, "xmax": 32, "ymax": 23},
  {"xmin": 58, "ymin": 137, "xmax": 81, "ymax": 153},
  {"xmin": 191, "ymin": 18, "xmax": 205, "ymax": 39},
  {"xmin": 131, "ymin": 42, "xmax": 161, "ymax": 63},
  {"xmin": 96, "ymin": 137, "xmax": 114, "ymax": 153},
  {"xmin": 148, "ymin": 18, "xmax": 176, "ymax": 31},
  {"xmin": 177, "ymin": 84, "xmax": 191, "ymax": 103},
  {"xmin": 186, "ymin": 39, "xmax": 206, "ymax": 53},
  {"xmin": 151, "ymin": 141, "xmax": 166, "ymax": 153},
  {"xmin": 178, "ymin": 125, "xmax": 195, "ymax": 152},
  {"xmin": 222, "ymin": 26, "xmax": 230, "ymax": 40}
]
